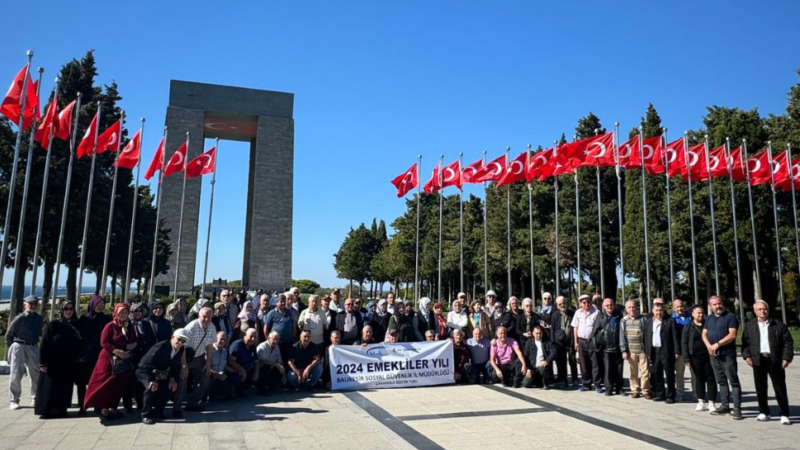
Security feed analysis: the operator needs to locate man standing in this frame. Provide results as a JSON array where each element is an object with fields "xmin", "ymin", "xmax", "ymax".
[
  {"xmin": 553, "ymin": 296, "xmax": 577, "ymax": 387},
  {"xmin": 671, "ymin": 299, "xmax": 692, "ymax": 401},
  {"xmin": 264, "ymin": 294, "xmax": 297, "ymax": 362},
  {"xmin": 219, "ymin": 289, "xmax": 239, "ymax": 330},
  {"xmin": 335, "ymin": 298, "xmax": 364, "ymax": 345},
  {"xmin": 330, "ymin": 288, "xmax": 344, "ymax": 313},
  {"xmin": 483, "ymin": 290, "xmax": 498, "ymax": 314},
  {"xmin": 290, "ymin": 287, "xmax": 306, "ymax": 313},
  {"xmin": 298, "ymin": 295, "xmax": 326, "ymax": 345},
  {"xmin": 537, "ymin": 292, "xmax": 554, "ymax": 326},
  {"xmin": 703, "ymin": 295, "xmax": 742, "ymax": 419},
  {"xmin": 643, "ymin": 300, "xmax": 680, "ymax": 404},
  {"xmin": 5, "ymin": 295, "xmax": 43, "ymax": 410},
  {"xmin": 742, "ymin": 300, "xmax": 793, "ymax": 425},
  {"xmin": 177, "ymin": 307, "xmax": 217, "ymax": 413},
  {"xmin": 620, "ymin": 300, "xmax": 650, "ymax": 399},
  {"xmin": 385, "ymin": 292, "xmax": 396, "ymax": 315},
  {"xmin": 136, "ymin": 329, "xmax": 186, "ymax": 424},
  {"xmin": 287, "ymin": 330, "xmax": 323, "ymax": 390},
  {"xmin": 572, "ymin": 294, "xmax": 600, "ymax": 392},
  {"xmin": 592, "ymin": 298, "xmax": 623, "ymax": 395}
]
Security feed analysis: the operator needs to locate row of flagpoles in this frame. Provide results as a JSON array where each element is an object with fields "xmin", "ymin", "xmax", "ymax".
[
  {"xmin": 392, "ymin": 124, "xmax": 800, "ymax": 326},
  {"xmin": 0, "ymin": 52, "xmax": 219, "ymax": 322}
]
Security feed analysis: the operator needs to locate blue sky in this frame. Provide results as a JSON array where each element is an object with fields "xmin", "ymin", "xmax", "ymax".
[{"xmin": 2, "ymin": 1, "xmax": 799, "ymax": 290}]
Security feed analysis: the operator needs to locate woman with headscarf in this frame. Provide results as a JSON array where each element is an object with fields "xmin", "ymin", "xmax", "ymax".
[
  {"xmin": 169, "ymin": 299, "xmax": 189, "ymax": 329},
  {"xmin": 365, "ymin": 301, "xmax": 376, "ymax": 321},
  {"xmin": 148, "ymin": 302, "xmax": 172, "ymax": 342},
  {"xmin": 123, "ymin": 302, "xmax": 157, "ymax": 413},
  {"xmin": 36, "ymin": 301, "xmax": 82, "ymax": 418},
  {"xmin": 412, "ymin": 297, "xmax": 435, "ymax": 341},
  {"xmin": 370, "ymin": 299, "xmax": 391, "ymax": 342},
  {"xmin": 387, "ymin": 301, "xmax": 416, "ymax": 342},
  {"xmin": 468, "ymin": 300, "xmax": 492, "ymax": 341},
  {"xmin": 84, "ymin": 303, "xmax": 138, "ymax": 421},
  {"xmin": 188, "ymin": 297, "xmax": 210, "ymax": 322},
  {"xmin": 234, "ymin": 301, "xmax": 258, "ymax": 341},
  {"xmin": 212, "ymin": 301, "xmax": 233, "ymax": 341},
  {"xmin": 76, "ymin": 295, "xmax": 111, "ymax": 415},
  {"xmin": 447, "ymin": 299, "xmax": 469, "ymax": 336}
]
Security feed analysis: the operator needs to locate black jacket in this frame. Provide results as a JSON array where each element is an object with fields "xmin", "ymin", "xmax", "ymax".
[
  {"xmin": 515, "ymin": 312, "xmax": 541, "ymax": 347},
  {"xmin": 136, "ymin": 340, "xmax": 184, "ymax": 383},
  {"xmin": 335, "ymin": 311, "xmax": 364, "ymax": 344},
  {"xmin": 681, "ymin": 321, "xmax": 707, "ymax": 359},
  {"xmin": 741, "ymin": 317, "xmax": 794, "ymax": 366},
  {"xmin": 642, "ymin": 316, "xmax": 680, "ymax": 359},
  {"xmin": 592, "ymin": 312, "xmax": 622, "ymax": 353},
  {"xmin": 550, "ymin": 309, "xmax": 574, "ymax": 349},
  {"xmin": 523, "ymin": 338, "xmax": 556, "ymax": 369}
]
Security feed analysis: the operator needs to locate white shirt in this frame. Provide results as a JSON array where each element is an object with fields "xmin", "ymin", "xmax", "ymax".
[
  {"xmin": 534, "ymin": 340, "xmax": 545, "ymax": 367},
  {"xmin": 758, "ymin": 319, "xmax": 770, "ymax": 354},
  {"xmin": 447, "ymin": 310, "xmax": 469, "ymax": 330},
  {"xmin": 652, "ymin": 318, "xmax": 662, "ymax": 348}
]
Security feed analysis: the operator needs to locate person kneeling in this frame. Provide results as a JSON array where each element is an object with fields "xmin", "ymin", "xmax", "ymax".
[
  {"xmin": 522, "ymin": 327, "xmax": 555, "ymax": 389},
  {"xmin": 256, "ymin": 331, "xmax": 287, "ymax": 394},
  {"xmin": 287, "ymin": 330, "xmax": 323, "ymax": 391},
  {"xmin": 136, "ymin": 329, "xmax": 186, "ymax": 424},
  {"xmin": 489, "ymin": 326, "xmax": 527, "ymax": 388},
  {"xmin": 227, "ymin": 329, "xmax": 261, "ymax": 397}
]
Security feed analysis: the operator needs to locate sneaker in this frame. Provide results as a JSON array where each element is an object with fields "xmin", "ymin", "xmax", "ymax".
[
  {"xmin": 604, "ymin": 390, "xmax": 612, "ymax": 396},
  {"xmin": 695, "ymin": 403, "xmax": 705, "ymax": 412},
  {"xmin": 781, "ymin": 416, "xmax": 791, "ymax": 425},
  {"xmin": 9, "ymin": 402, "xmax": 20, "ymax": 411},
  {"xmin": 711, "ymin": 406, "xmax": 730, "ymax": 416},
  {"xmin": 631, "ymin": 392, "xmax": 640, "ymax": 399},
  {"xmin": 665, "ymin": 398, "xmax": 675, "ymax": 404},
  {"xmin": 732, "ymin": 408, "xmax": 743, "ymax": 420},
  {"xmin": 708, "ymin": 404, "xmax": 718, "ymax": 413},
  {"xmin": 595, "ymin": 387, "xmax": 604, "ymax": 394},
  {"xmin": 578, "ymin": 385, "xmax": 587, "ymax": 392},
  {"xmin": 757, "ymin": 414, "xmax": 771, "ymax": 422},
  {"xmin": 143, "ymin": 417, "xmax": 155, "ymax": 425}
]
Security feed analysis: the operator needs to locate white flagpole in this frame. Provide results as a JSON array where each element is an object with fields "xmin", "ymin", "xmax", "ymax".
[
  {"xmin": 639, "ymin": 126, "xmax": 652, "ymax": 308},
  {"xmin": 459, "ymin": 152, "xmax": 464, "ymax": 293},
  {"xmin": 664, "ymin": 129, "xmax": 676, "ymax": 303},
  {"xmin": 148, "ymin": 127, "xmax": 168, "ymax": 302},
  {"xmin": 414, "ymin": 155, "xmax": 421, "ymax": 302},
  {"xmin": 200, "ymin": 139, "xmax": 220, "ymax": 301},
  {"xmin": 766, "ymin": 141, "xmax": 787, "ymax": 323},
  {"xmin": 0, "ymin": 51, "xmax": 32, "ymax": 307},
  {"xmin": 123, "ymin": 118, "xmax": 145, "ymax": 304},
  {"xmin": 574, "ymin": 135, "xmax": 581, "ymax": 298},
  {"xmin": 31, "ymin": 78, "xmax": 60, "ymax": 297},
  {"xmin": 741, "ymin": 139, "xmax": 762, "ymax": 298},
  {"xmin": 172, "ymin": 132, "xmax": 190, "ymax": 302},
  {"xmin": 724, "ymin": 137, "xmax": 745, "ymax": 330},
  {"xmin": 684, "ymin": 132, "xmax": 700, "ymax": 304},
  {"xmin": 594, "ymin": 129, "xmax": 605, "ymax": 297},
  {"xmin": 100, "ymin": 111, "xmax": 125, "ymax": 297},
  {"xmin": 554, "ymin": 140, "xmax": 560, "ymax": 296},
  {"xmin": 482, "ymin": 151, "xmax": 488, "ymax": 293},
  {"xmin": 506, "ymin": 147, "xmax": 512, "ymax": 297},
  {"xmin": 703, "ymin": 135, "xmax": 721, "ymax": 296},
  {"xmin": 77, "ymin": 103, "xmax": 102, "ymax": 301},
  {"xmin": 527, "ymin": 145, "xmax": 536, "ymax": 304},
  {"xmin": 614, "ymin": 122, "xmax": 625, "ymax": 302}
]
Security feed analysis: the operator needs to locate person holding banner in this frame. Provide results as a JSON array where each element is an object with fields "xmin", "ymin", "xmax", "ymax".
[
  {"xmin": 488, "ymin": 327, "xmax": 527, "ymax": 387},
  {"xmin": 387, "ymin": 302, "xmax": 415, "ymax": 342},
  {"xmin": 287, "ymin": 330, "xmax": 322, "ymax": 391},
  {"xmin": 322, "ymin": 330, "xmax": 341, "ymax": 390},
  {"xmin": 355, "ymin": 326, "xmax": 376, "ymax": 345}
]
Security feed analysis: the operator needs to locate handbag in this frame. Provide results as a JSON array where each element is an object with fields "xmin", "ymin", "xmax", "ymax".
[{"xmin": 111, "ymin": 356, "xmax": 135, "ymax": 375}]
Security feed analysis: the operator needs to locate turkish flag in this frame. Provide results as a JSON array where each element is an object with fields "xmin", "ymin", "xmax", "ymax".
[
  {"xmin": 664, "ymin": 138, "xmax": 686, "ymax": 178},
  {"xmin": 473, "ymin": 154, "xmax": 506, "ymax": 182},
  {"xmin": 461, "ymin": 159, "xmax": 483, "ymax": 184},
  {"xmin": 681, "ymin": 143, "xmax": 706, "ymax": 180},
  {"xmin": 777, "ymin": 156, "xmax": 800, "ymax": 191},
  {"xmin": 97, "ymin": 120, "xmax": 122, "ymax": 154},
  {"xmin": 527, "ymin": 148, "xmax": 552, "ymax": 182},
  {"xmin": 538, "ymin": 144, "xmax": 573, "ymax": 179},
  {"xmin": 424, "ymin": 164, "xmax": 441, "ymax": 194},
  {"xmin": 391, "ymin": 163, "xmax": 418, "ymax": 197},
  {"xmin": 34, "ymin": 99, "xmax": 58, "ymax": 148},
  {"xmin": 163, "ymin": 142, "xmax": 188, "ymax": 178},
  {"xmin": 496, "ymin": 152, "xmax": 528, "ymax": 187},
  {"xmin": 76, "ymin": 113, "xmax": 98, "ymax": 158},
  {"xmin": 441, "ymin": 160, "xmax": 462, "ymax": 189},
  {"xmin": 0, "ymin": 64, "xmax": 40, "ymax": 130},
  {"xmin": 578, "ymin": 133, "xmax": 616, "ymax": 167},
  {"xmin": 617, "ymin": 136, "xmax": 638, "ymax": 168},
  {"xmin": 144, "ymin": 137, "xmax": 165, "ymax": 181},
  {"xmin": 628, "ymin": 136, "xmax": 664, "ymax": 174},
  {"xmin": 54, "ymin": 100, "xmax": 76, "ymax": 141},
  {"xmin": 115, "ymin": 130, "xmax": 141, "ymax": 169},
  {"xmin": 696, "ymin": 145, "xmax": 728, "ymax": 179},
  {"xmin": 186, "ymin": 147, "xmax": 216, "ymax": 179},
  {"xmin": 746, "ymin": 151, "xmax": 772, "ymax": 186},
  {"xmin": 728, "ymin": 147, "xmax": 747, "ymax": 181}
]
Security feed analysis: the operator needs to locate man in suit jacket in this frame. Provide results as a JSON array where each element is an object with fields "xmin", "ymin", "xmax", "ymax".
[
  {"xmin": 642, "ymin": 299, "xmax": 680, "ymax": 403},
  {"xmin": 552, "ymin": 296, "xmax": 577, "ymax": 387},
  {"xmin": 335, "ymin": 298, "xmax": 364, "ymax": 345},
  {"xmin": 522, "ymin": 327, "xmax": 557, "ymax": 389},
  {"xmin": 742, "ymin": 300, "xmax": 794, "ymax": 425},
  {"xmin": 136, "ymin": 329, "xmax": 187, "ymax": 424}
]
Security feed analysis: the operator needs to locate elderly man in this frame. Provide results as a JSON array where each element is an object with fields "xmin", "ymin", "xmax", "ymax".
[
  {"xmin": 298, "ymin": 295, "xmax": 326, "ymax": 345},
  {"xmin": 290, "ymin": 287, "xmax": 305, "ymax": 313},
  {"xmin": 553, "ymin": 296, "xmax": 577, "ymax": 387},
  {"xmin": 256, "ymin": 331, "xmax": 286, "ymax": 393},
  {"xmin": 489, "ymin": 326, "xmax": 527, "ymax": 387},
  {"xmin": 572, "ymin": 294, "xmax": 600, "ymax": 392},
  {"xmin": 484, "ymin": 290, "xmax": 498, "ymax": 314},
  {"xmin": 742, "ymin": 300, "xmax": 794, "ymax": 425},
  {"xmin": 593, "ymin": 298, "xmax": 624, "ymax": 395},
  {"xmin": 644, "ymin": 300, "xmax": 680, "ymax": 404},
  {"xmin": 523, "ymin": 326, "xmax": 556, "ymax": 389},
  {"xmin": 703, "ymin": 295, "xmax": 741, "ymax": 419},
  {"xmin": 620, "ymin": 300, "xmax": 650, "ymax": 399},
  {"xmin": 452, "ymin": 329, "xmax": 472, "ymax": 384},
  {"xmin": 228, "ymin": 329, "xmax": 261, "ymax": 396},
  {"xmin": 208, "ymin": 332, "xmax": 234, "ymax": 401},
  {"xmin": 5, "ymin": 295, "xmax": 43, "ymax": 410},
  {"xmin": 136, "ymin": 329, "xmax": 187, "ymax": 424},
  {"xmin": 355, "ymin": 325, "xmax": 375, "ymax": 345},
  {"xmin": 467, "ymin": 327, "xmax": 491, "ymax": 384},
  {"xmin": 264, "ymin": 293, "xmax": 297, "ymax": 362},
  {"xmin": 287, "ymin": 330, "xmax": 322, "ymax": 390},
  {"xmin": 219, "ymin": 289, "xmax": 239, "ymax": 330},
  {"xmin": 671, "ymin": 299, "xmax": 692, "ymax": 401},
  {"xmin": 176, "ymin": 306, "xmax": 217, "ymax": 413},
  {"xmin": 336, "ymin": 298, "xmax": 364, "ymax": 345},
  {"xmin": 330, "ymin": 288, "xmax": 345, "ymax": 313}
]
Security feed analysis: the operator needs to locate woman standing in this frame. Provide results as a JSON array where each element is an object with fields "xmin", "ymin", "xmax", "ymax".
[
  {"xmin": 36, "ymin": 301, "xmax": 82, "ymax": 418},
  {"xmin": 76, "ymin": 295, "xmax": 111, "ymax": 415},
  {"xmin": 469, "ymin": 300, "xmax": 492, "ymax": 341},
  {"xmin": 432, "ymin": 303, "xmax": 449, "ymax": 340},
  {"xmin": 516, "ymin": 298, "xmax": 541, "ymax": 349},
  {"xmin": 84, "ymin": 303, "xmax": 138, "ymax": 421},
  {"xmin": 682, "ymin": 304, "xmax": 718, "ymax": 412},
  {"xmin": 387, "ymin": 302, "xmax": 415, "ymax": 342},
  {"xmin": 447, "ymin": 300, "xmax": 469, "ymax": 336},
  {"xmin": 148, "ymin": 302, "xmax": 172, "ymax": 343},
  {"xmin": 213, "ymin": 301, "xmax": 233, "ymax": 341},
  {"xmin": 413, "ymin": 297, "xmax": 435, "ymax": 341},
  {"xmin": 235, "ymin": 301, "xmax": 258, "ymax": 341},
  {"xmin": 370, "ymin": 300, "xmax": 391, "ymax": 342}
]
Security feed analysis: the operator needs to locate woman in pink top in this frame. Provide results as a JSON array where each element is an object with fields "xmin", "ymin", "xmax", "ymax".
[{"xmin": 489, "ymin": 326, "xmax": 527, "ymax": 387}]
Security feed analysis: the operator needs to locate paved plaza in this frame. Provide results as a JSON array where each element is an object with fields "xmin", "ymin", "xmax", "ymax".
[{"xmin": 0, "ymin": 363, "xmax": 798, "ymax": 450}]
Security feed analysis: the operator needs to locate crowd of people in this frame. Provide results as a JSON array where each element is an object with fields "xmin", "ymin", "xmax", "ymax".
[{"xmin": 3, "ymin": 287, "xmax": 795, "ymax": 426}]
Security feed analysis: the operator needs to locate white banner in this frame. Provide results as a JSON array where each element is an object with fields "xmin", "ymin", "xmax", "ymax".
[{"xmin": 329, "ymin": 340, "xmax": 455, "ymax": 390}]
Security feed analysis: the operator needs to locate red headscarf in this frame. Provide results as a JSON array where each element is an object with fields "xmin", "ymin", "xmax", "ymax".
[{"xmin": 113, "ymin": 303, "xmax": 130, "ymax": 326}]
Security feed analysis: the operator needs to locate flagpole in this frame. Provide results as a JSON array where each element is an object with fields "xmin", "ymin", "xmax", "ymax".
[
  {"xmin": 100, "ymin": 111, "xmax": 125, "ymax": 297},
  {"xmin": 437, "ymin": 154, "xmax": 443, "ymax": 304},
  {"xmin": 724, "ymin": 137, "xmax": 745, "ymax": 329},
  {"xmin": 77, "ymin": 103, "xmax": 102, "ymax": 301},
  {"xmin": 148, "ymin": 127, "xmax": 168, "ymax": 302},
  {"xmin": 703, "ymin": 135, "xmax": 721, "ymax": 296},
  {"xmin": 123, "ymin": 118, "xmax": 145, "ymax": 304},
  {"xmin": 482, "ymin": 150, "xmax": 488, "ymax": 293},
  {"xmin": 554, "ymin": 140, "xmax": 560, "ymax": 296},
  {"xmin": 741, "ymin": 139, "xmax": 762, "ymax": 298},
  {"xmin": 786, "ymin": 143, "xmax": 800, "ymax": 296},
  {"xmin": 574, "ymin": 134, "xmax": 581, "ymax": 298},
  {"xmin": 414, "ymin": 155, "xmax": 421, "ymax": 302},
  {"xmin": 172, "ymin": 132, "xmax": 190, "ymax": 302},
  {"xmin": 593, "ymin": 129, "xmax": 605, "ymax": 297},
  {"xmin": 664, "ymin": 129, "xmax": 676, "ymax": 303},
  {"xmin": 459, "ymin": 152, "xmax": 464, "ymax": 293},
  {"xmin": 9, "ymin": 67, "xmax": 43, "ymax": 313},
  {"xmin": 31, "ymin": 78, "xmax": 60, "ymax": 297},
  {"xmin": 0, "ymin": 51, "xmax": 32, "ymax": 307},
  {"xmin": 766, "ymin": 141, "xmax": 787, "ymax": 323},
  {"xmin": 51, "ymin": 93, "xmax": 82, "ymax": 318},
  {"xmin": 527, "ymin": 145, "xmax": 535, "ymax": 304},
  {"xmin": 638, "ymin": 126, "xmax": 652, "ymax": 309},
  {"xmin": 685, "ymin": 132, "xmax": 700, "ymax": 304},
  {"xmin": 200, "ymin": 138, "xmax": 220, "ymax": 302},
  {"xmin": 506, "ymin": 147, "xmax": 512, "ymax": 297},
  {"xmin": 613, "ymin": 123, "xmax": 625, "ymax": 302}
]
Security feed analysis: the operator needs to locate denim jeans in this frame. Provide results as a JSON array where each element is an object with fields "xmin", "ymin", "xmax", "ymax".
[
  {"xmin": 710, "ymin": 352, "xmax": 741, "ymax": 409},
  {"xmin": 287, "ymin": 364, "xmax": 323, "ymax": 389}
]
